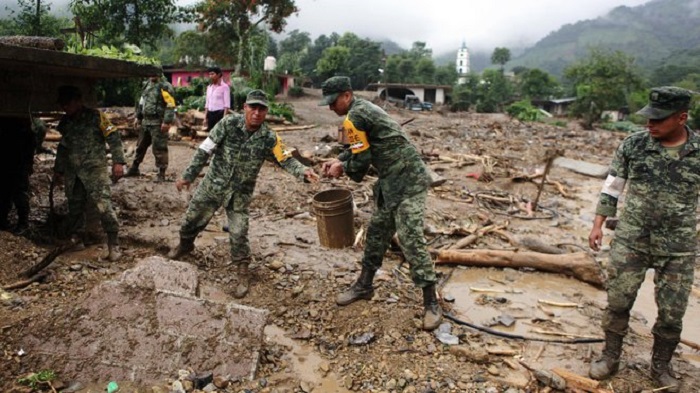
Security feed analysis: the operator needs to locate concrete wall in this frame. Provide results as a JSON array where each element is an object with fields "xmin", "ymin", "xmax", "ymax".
[{"xmin": 375, "ymin": 87, "xmax": 446, "ymax": 105}]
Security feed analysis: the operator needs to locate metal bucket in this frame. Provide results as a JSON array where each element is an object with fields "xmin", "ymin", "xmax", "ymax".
[{"xmin": 313, "ymin": 189, "xmax": 354, "ymax": 248}]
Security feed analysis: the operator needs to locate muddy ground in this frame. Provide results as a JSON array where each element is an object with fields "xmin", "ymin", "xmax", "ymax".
[{"xmin": 1, "ymin": 91, "xmax": 700, "ymax": 393}]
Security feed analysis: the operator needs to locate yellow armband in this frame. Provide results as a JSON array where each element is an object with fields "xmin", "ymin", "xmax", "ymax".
[
  {"xmin": 343, "ymin": 117, "xmax": 370, "ymax": 154},
  {"xmin": 161, "ymin": 89, "xmax": 176, "ymax": 108},
  {"xmin": 99, "ymin": 112, "xmax": 117, "ymax": 137},
  {"xmin": 272, "ymin": 134, "xmax": 292, "ymax": 163}
]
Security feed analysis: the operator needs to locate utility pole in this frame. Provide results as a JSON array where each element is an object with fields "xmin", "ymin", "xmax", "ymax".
[{"xmin": 35, "ymin": 0, "xmax": 41, "ymax": 36}]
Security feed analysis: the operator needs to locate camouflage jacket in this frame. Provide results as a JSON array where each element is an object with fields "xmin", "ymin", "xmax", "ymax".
[
  {"xmin": 339, "ymin": 97, "xmax": 430, "ymax": 208},
  {"xmin": 182, "ymin": 114, "xmax": 307, "ymax": 205},
  {"xmin": 136, "ymin": 79, "xmax": 176, "ymax": 126},
  {"xmin": 596, "ymin": 127, "xmax": 700, "ymax": 255},
  {"xmin": 54, "ymin": 107, "xmax": 126, "ymax": 177}
]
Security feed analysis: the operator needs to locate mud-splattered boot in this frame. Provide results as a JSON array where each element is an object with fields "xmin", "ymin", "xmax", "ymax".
[
  {"xmin": 102, "ymin": 232, "xmax": 122, "ymax": 262},
  {"xmin": 234, "ymin": 262, "xmax": 251, "ymax": 299},
  {"xmin": 167, "ymin": 237, "xmax": 195, "ymax": 260},
  {"xmin": 156, "ymin": 168, "xmax": 166, "ymax": 182},
  {"xmin": 589, "ymin": 332, "xmax": 624, "ymax": 380},
  {"xmin": 422, "ymin": 284, "xmax": 443, "ymax": 331},
  {"xmin": 651, "ymin": 336, "xmax": 680, "ymax": 392},
  {"xmin": 336, "ymin": 267, "xmax": 375, "ymax": 306},
  {"xmin": 125, "ymin": 164, "xmax": 141, "ymax": 177}
]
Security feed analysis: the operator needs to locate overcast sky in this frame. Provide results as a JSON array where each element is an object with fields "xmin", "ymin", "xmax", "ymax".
[
  {"xmin": 11, "ymin": 0, "xmax": 653, "ymax": 55},
  {"xmin": 280, "ymin": 0, "xmax": 653, "ymax": 55}
]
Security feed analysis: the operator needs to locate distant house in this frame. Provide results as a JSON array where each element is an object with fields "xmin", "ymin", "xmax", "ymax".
[
  {"xmin": 531, "ymin": 97, "xmax": 576, "ymax": 116},
  {"xmin": 366, "ymin": 83, "xmax": 452, "ymax": 105},
  {"xmin": 164, "ymin": 67, "xmax": 297, "ymax": 96},
  {"xmin": 164, "ymin": 67, "xmax": 234, "ymax": 87}
]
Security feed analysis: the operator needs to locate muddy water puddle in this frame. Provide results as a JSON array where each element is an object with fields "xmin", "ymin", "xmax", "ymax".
[
  {"xmin": 264, "ymin": 325, "xmax": 349, "ymax": 392},
  {"xmin": 443, "ymin": 267, "xmax": 605, "ymax": 340},
  {"xmin": 443, "ymin": 266, "xmax": 700, "ymax": 367}
]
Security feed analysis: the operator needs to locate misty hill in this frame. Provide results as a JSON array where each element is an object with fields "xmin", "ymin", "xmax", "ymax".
[{"xmin": 509, "ymin": 0, "xmax": 700, "ymax": 78}]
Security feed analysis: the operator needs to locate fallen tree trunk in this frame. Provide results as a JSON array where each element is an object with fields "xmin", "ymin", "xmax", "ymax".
[{"xmin": 435, "ymin": 249, "xmax": 604, "ymax": 288}]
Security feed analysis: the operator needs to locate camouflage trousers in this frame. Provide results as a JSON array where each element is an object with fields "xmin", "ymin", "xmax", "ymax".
[
  {"xmin": 133, "ymin": 124, "xmax": 168, "ymax": 169},
  {"xmin": 0, "ymin": 171, "xmax": 30, "ymax": 228},
  {"xmin": 179, "ymin": 190, "xmax": 252, "ymax": 264},
  {"xmin": 65, "ymin": 173, "xmax": 119, "ymax": 237},
  {"xmin": 362, "ymin": 189, "xmax": 437, "ymax": 287},
  {"xmin": 602, "ymin": 240, "xmax": 695, "ymax": 341}
]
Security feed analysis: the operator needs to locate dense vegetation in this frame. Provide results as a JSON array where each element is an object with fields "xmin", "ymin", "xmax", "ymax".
[{"xmin": 2, "ymin": 0, "xmax": 698, "ymax": 128}]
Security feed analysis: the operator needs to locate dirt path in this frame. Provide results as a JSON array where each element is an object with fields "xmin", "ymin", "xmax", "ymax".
[{"xmin": 1, "ymin": 94, "xmax": 699, "ymax": 392}]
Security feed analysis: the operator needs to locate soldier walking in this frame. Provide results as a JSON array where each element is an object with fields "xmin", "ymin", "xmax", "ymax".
[
  {"xmin": 126, "ymin": 72, "xmax": 176, "ymax": 182},
  {"xmin": 53, "ymin": 85, "xmax": 126, "ymax": 261},
  {"xmin": 588, "ymin": 87, "xmax": 697, "ymax": 392},
  {"xmin": 168, "ymin": 90, "xmax": 318, "ymax": 298},
  {"xmin": 318, "ymin": 76, "xmax": 443, "ymax": 331}
]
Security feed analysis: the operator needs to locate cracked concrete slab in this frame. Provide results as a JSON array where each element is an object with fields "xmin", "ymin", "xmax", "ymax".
[{"xmin": 22, "ymin": 256, "xmax": 268, "ymax": 384}]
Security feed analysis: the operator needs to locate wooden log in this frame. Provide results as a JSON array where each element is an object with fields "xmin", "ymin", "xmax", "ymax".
[
  {"xmin": 3, "ymin": 271, "xmax": 48, "ymax": 290},
  {"xmin": 681, "ymin": 338, "xmax": 700, "ymax": 351},
  {"xmin": 435, "ymin": 249, "xmax": 605, "ymax": 287},
  {"xmin": 44, "ymin": 132, "xmax": 62, "ymax": 142},
  {"xmin": 551, "ymin": 367, "xmax": 602, "ymax": 393},
  {"xmin": 270, "ymin": 124, "xmax": 317, "ymax": 132},
  {"xmin": 520, "ymin": 237, "xmax": 565, "ymax": 254}
]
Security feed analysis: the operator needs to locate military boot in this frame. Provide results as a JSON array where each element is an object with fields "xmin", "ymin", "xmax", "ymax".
[
  {"xmin": 234, "ymin": 262, "xmax": 251, "ymax": 299},
  {"xmin": 125, "ymin": 164, "xmax": 141, "ymax": 177},
  {"xmin": 651, "ymin": 336, "xmax": 680, "ymax": 392},
  {"xmin": 336, "ymin": 267, "xmax": 376, "ymax": 306},
  {"xmin": 589, "ymin": 332, "xmax": 624, "ymax": 379},
  {"xmin": 167, "ymin": 237, "xmax": 195, "ymax": 259},
  {"xmin": 422, "ymin": 284, "xmax": 443, "ymax": 331},
  {"xmin": 156, "ymin": 168, "xmax": 166, "ymax": 182},
  {"xmin": 102, "ymin": 232, "xmax": 122, "ymax": 262}
]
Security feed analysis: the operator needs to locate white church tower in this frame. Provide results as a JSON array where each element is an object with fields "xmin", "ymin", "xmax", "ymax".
[{"xmin": 456, "ymin": 41, "xmax": 470, "ymax": 84}]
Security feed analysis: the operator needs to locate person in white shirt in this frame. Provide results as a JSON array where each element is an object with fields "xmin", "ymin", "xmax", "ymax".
[{"xmin": 204, "ymin": 66, "xmax": 231, "ymax": 132}]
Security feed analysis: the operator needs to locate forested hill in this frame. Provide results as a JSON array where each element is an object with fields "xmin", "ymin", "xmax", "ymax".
[{"xmin": 509, "ymin": 0, "xmax": 700, "ymax": 77}]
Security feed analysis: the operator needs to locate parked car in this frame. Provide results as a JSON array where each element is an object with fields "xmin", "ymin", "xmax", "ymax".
[
  {"xmin": 403, "ymin": 95, "xmax": 423, "ymax": 111},
  {"xmin": 421, "ymin": 102, "xmax": 433, "ymax": 111}
]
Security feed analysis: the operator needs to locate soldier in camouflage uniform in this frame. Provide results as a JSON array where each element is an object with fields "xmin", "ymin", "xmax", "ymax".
[
  {"xmin": 588, "ymin": 87, "xmax": 697, "ymax": 392},
  {"xmin": 168, "ymin": 90, "xmax": 318, "ymax": 298},
  {"xmin": 319, "ymin": 76, "xmax": 442, "ymax": 331},
  {"xmin": 127, "ymin": 73, "xmax": 176, "ymax": 182},
  {"xmin": 53, "ymin": 85, "xmax": 126, "ymax": 262}
]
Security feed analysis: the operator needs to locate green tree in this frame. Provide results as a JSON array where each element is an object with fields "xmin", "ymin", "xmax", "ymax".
[
  {"xmin": 408, "ymin": 41, "xmax": 432, "ymax": 59},
  {"xmin": 337, "ymin": 33, "xmax": 382, "ymax": 89},
  {"xmin": 384, "ymin": 56, "xmax": 401, "ymax": 84},
  {"xmin": 491, "ymin": 47, "xmax": 511, "ymax": 72},
  {"xmin": 276, "ymin": 30, "xmax": 311, "ymax": 75},
  {"xmin": 300, "ymin": 34, "xmax": 337, "ymax": 85},
  {"xmin": 517, "ymin": 68, "xmax": 560, "ymax": 99},
  {"xmin": 451, "ymin": 73, "xmax": 480, "ymax": 111},
  {"xmin": 70, "ymin": 0, "xmax": 177, "ymax": 49},
  {"xmin": 434, "ymin": 64, "xmax": 458, "ymax": 85},
  {"xmin": 564, "ymin": 47, "xmax": 643, "ymax": 129},
  {"xmin": 316, "ymin": 46, "xmax": 350, "ymax": 81},
  {"xmin": 4, "ymin": 0, "xmax": 68, "ymax": 37},
  {"xmin": 477, "ymin": 69, "xmax": 513, "ymax": 112},
  {"xmin": 173, "ymin": 30, "xmax": 210, "ymax": 67},
  {"xmin": 188, "ymin": 0, "xmax": 297, "ymax": 76},
  {"xmin": 415, "ymin": 57, "xmax": 436, "ymax": 84},
  {"xmin": 398, "ymin": 58, "xmax": 416, "ymax": 83}
]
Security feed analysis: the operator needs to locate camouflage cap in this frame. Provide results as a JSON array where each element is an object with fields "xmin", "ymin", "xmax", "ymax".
[
  {"xmin": 318, "ymin": 76, "xmax": 352, "ymax": 106},
  {"xmin": 636, "ymin": 86, "xmax": 693, "ymax": 119},
  {"xmin": 246, "ymin": 89, "xmax": 269, "ymax": 108}
]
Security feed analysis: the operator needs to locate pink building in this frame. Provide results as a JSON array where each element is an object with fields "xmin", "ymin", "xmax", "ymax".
[{"xmin": 166, "ymin": 68, "xmax": 234, "ymax": 87}]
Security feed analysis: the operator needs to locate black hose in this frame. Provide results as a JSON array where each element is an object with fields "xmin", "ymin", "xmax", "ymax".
[{"xmin": 444, "ymin": 313, "xmax": 604, "ymax": 344}]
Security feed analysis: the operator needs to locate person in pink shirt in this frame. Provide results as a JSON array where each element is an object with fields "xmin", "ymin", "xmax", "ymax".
[{"xmin": 204, "ymin": 66, "xmax": 231, "ymax": 132}]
